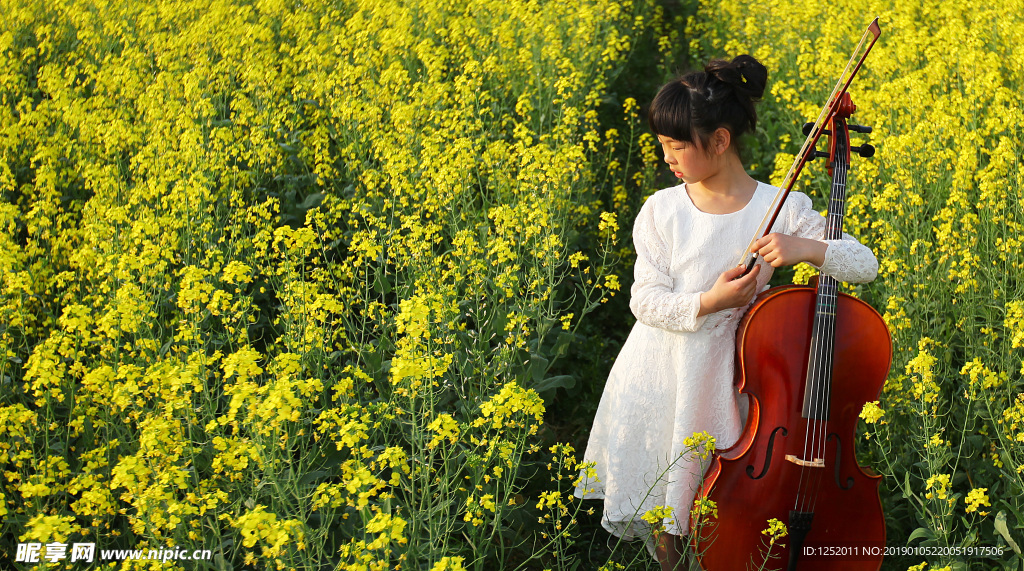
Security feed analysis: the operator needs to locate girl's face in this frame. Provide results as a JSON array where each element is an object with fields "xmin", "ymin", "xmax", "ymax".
[{"xmin": 657, "ymin": 129, "xmax": 729, "ymax": 185}]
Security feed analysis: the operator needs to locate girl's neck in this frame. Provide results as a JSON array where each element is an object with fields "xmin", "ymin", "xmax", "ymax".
[{"xmin": 686, "ymin": 153, "xmax": 757, "ymax": 214}]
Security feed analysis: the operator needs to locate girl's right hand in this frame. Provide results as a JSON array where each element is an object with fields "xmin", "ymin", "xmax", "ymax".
[{"xmin": 699, "ymin": 264, "xmax": 761, "ymax": 316}]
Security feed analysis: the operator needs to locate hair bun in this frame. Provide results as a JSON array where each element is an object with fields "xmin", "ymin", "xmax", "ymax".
[
  {"xmin": 706, "ymin": 54, "xmax": 767, "ymax": 101},
  {"xmin": 648, "ymin": 53, "xmax": 768, "ymax": 147}
]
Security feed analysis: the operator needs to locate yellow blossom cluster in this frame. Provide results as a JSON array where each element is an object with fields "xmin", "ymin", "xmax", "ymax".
[
  {"xmin": 964, "ymin": 488, "xmax": 991, "ymax": 516},
  {"xmin": 683, "ymin": 431, "xmax": 716, "ymax": 461},
  {"xmin": 640, "ymin": 505, "xmax": 676, "ymax": 533}
]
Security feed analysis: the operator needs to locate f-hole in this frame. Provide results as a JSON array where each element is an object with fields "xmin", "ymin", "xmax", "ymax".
[
  {"xmin": 746, "ymin": 426, "xmax": 787, "ymax": 480},
  {"xmin": 828, "ymin": 433, "xmax": 855, "ymax": 489}
]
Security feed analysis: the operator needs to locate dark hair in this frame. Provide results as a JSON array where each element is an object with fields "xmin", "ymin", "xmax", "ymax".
[{"xmin": 648, "ymin": 54, "xmax": 768, "ymax": 152}]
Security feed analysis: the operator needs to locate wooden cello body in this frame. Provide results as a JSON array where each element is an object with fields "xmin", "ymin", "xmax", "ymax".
[
  {"xmin": 693, "ymin": 283, "xmax": 891, "ymax": 570},
  {"xmin": 692, "ymin": 19, "xmax": 891, "ymax": 570}
]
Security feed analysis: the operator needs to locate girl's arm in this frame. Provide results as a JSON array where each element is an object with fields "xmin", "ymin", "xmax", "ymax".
[
  {"xmin": 751, "ymin": 192, "xmax": 878, "ymax": 283},
  {"xmin": 631, "ymin": 195, "xmax": 766, "ymax": 331},
  {"xmin": 698, "ymin": 263, "xmax": 761, "ymax": 317},
  {"xmin": 629, "ymin": 197, "xmax": 710, "ymax": 332}
]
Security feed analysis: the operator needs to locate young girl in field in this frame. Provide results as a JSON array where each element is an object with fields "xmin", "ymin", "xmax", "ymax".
[{"xmin": 574, "ymin": 55, "xmax": 879, "ymax": 569}]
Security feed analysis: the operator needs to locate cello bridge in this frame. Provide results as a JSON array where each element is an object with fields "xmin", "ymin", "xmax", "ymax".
[{"xmin": 785, "ymin": 454, "xmax": 825, "ymax": 468}]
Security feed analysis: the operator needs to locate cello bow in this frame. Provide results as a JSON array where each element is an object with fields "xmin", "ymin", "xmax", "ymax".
[{"xmin": 740, "ymin": 17, "xmax": 881, "ymax": 275}]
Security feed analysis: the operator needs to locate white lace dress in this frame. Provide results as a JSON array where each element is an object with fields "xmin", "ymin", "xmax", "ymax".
[{"xmin": 574, "ymin": 181, "xmax": 878, "ymax": 544}]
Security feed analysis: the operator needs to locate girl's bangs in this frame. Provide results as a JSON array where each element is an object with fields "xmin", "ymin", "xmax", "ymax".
[{"xmin": 647, "ymin": 83, "xmax": 695, "ymax": 143}]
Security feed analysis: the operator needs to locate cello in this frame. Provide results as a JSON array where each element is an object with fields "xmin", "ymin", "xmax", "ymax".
[{"xmin": 691, "ymin": 18, "xmax": 892, "ymax": 571}]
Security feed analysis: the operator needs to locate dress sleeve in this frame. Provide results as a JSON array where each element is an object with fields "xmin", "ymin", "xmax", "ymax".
[
  {"xmin": 628, "ymin": 197, "xmax": 708, "ymax": 332},
  {"xmin": 785, "ymin": 192, "xmax": 878, "ymax": 283}
]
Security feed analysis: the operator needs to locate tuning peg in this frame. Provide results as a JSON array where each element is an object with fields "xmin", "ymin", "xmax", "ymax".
[
  {"xmin": 802, "ymin": 122, "xmax": 832, "ymax": 137},
  {"xmin": 852, "ymin": 144, "xmax": 875, "ymax": 158},
  {"xmin": 803, "ymin": 122, "xmax": 873, "ymax": 135},
  {"xmin": 808, "ymin": 150, "xmax": 830, "ymax": 160}
]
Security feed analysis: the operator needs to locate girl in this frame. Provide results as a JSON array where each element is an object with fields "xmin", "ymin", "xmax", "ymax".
[{"xmin": 574, "ymin": 55, "xmax": 878, "ymax": 570}]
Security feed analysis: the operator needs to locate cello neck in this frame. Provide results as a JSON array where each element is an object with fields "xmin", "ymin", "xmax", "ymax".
[
  {"xmin": 800, "ymin": 115, "xmax": 850, "ymax": 420},
  {"xmin": 823, "ymin": 116, "xmax": 850, "ymax": 241}
]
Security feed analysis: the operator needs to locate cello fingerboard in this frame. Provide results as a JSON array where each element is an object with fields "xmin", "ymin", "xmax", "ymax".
[
  {"xmin": 801, "ymin": 275, "xmax": 838, "ymax": 420},
  {"xmin": 801, "ymin": 117, "xmax": 850, "ymax": 420}
]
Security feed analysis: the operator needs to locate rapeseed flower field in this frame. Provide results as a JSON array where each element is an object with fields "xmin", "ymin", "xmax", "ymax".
[
  {"xmin": 4, "ymin": 0, "xmax": 1024, "ymax": 569},
  {"xmin": 0, "ymin": 0, "xmax": 675, "ymax": 568}
]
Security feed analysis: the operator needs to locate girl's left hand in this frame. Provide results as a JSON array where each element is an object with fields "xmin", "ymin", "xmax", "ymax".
[{"xmin": 750, "ymin": 233, "xmax": 827, "ymax": 268}]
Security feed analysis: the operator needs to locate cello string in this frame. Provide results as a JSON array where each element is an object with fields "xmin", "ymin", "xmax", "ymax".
[
  {"xmin": 798, "ymin": 135, "xmax": 846, "ymax": 513},
  {"xmin": 810, "ymin": 280, "xmax": 835, "ymax": 513},
  {"xmin": 810, "ymin": 160, "xmax": 842, "ymax": 513},
  {"xmin": 795, "ymin": 318, "xmax": 821, "ymax": 512},
  {"xmin": 798, "ymin": 266, "xmax": 831, "ymax": 513},
  {"xmin": 810, "ymin": 183, "xmax": 839, "ymax": 511},
  {"xmin": 809, "ymin": 166, "xmax": 843, "ymax": 511},
  {"xmin": 798, "ymin": 234, "xmax": 831, "ymax": 513},
  {"xmin": 805, "ymin": 127, "xmax": 845, "ymax": 513},
  {"xmin": 811, "ymin": 136, "xmax": 849, "ymax": 514},
  {"xmin": 804, "ymin": 284, "xmax": 829, "ymax": 512},
  {"xmin": 799, "ymin": 293, "xmax": 821, "ymax": 462},
  {"xmin": 825, "ymin": 152, "xmax": 849, "ymax": 509},
  {"xmin": 808, "ymin": 296, "xmax": 829, "ymax": 511}
]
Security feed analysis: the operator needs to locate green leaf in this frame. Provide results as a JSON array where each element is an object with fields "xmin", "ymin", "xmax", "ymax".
[
  {"xmin": 996, "ymin": 511, "xmax": 1022, "ymax": 555},
  {"xmin": 487, "ymin": 308, "xmax": 507, "ymax": 336},
  {"xmin": 908, "ymin": 526, "xmax": 935, "ymax": 544},
  {"xmin": 299, "ymin": 191, "xmax": 324, "ymax": 210},
  {"xmin": 552, "ymin": 331, "xmax": 574, "ymax": 357},
  {"xmin": 530, "ymin": 353, "xmax": 550, "ymax": 382},
  {"xmin": 372, "ymin": 270, "xmax": 392, "ymax": 295},
  {"xmin": 298, "ymin": 470, "xmax": 331, "ymax": 487},
  {"xmin": 533, "ymin": 375, "xmax": 576, "ymax": 393}
]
